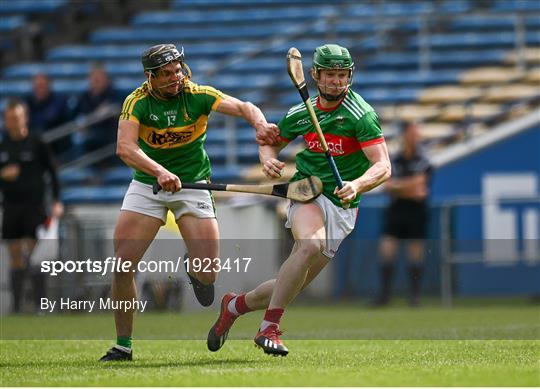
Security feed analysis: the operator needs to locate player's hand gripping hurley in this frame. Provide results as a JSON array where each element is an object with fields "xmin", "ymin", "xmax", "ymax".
[
  {"xmin": 152, "ymin": 176, "xmax": 323, "ymax": 203},
  {"xmin": 287, "ymin": 47, "xmax": 345, "ymax": 192}
]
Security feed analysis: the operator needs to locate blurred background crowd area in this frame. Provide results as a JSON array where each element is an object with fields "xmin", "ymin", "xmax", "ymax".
[
  {"xmin": 1, "ymin": 0, "xmax": 538, "ymax": 192},
  {"xmin": 0, "ymin": 0, "xmax": 538, "ymax": 312}
]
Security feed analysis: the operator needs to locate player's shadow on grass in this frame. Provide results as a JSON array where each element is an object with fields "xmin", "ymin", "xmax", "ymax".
[
  {"xmin": 102, "ymin": 358, "xmax": 261, "ymax": 369},
  {"xmin": 0, "ymin": 358, "xmax": 259, "ymax": 369}
]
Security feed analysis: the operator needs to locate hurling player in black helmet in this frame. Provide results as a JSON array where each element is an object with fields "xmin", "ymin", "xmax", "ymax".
[
  {"xmin": 100, "ymin": 43, "xmax": 279, "ymax": 362},
  {"xmin": 141, "ymin": 44, "xmax": 191, "ymax": 99}
]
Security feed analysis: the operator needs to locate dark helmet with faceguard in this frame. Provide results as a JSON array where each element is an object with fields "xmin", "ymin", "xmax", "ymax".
[
  {"xmin": 141, "ymin": 43, "xmax": 192, "ymax": 102},
  {"xmin": 142, "ymin": 44, "xmax": 184, "ymax": 73}
]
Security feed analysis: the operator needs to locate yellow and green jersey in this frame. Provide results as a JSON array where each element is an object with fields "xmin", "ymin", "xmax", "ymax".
[
  {"xmin": 278, "ymin": 89, "xmax": 385, "ymax": 208},
  {"xmin": 119, "ymin": 80, "xmax": 225, "ymax": 184}
]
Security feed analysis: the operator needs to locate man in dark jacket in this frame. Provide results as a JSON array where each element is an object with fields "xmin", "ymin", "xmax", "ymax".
[
  {"xmin": 373, "ymin": 121, "xmax": 432, "ymax": 307},
  {"xmin": 1, "ymin": 98, "xmax": 64, "ymax": 313}
]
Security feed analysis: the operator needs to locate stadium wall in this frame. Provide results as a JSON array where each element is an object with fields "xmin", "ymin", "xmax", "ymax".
[{"xmin": 335, "ymin": 121, "xmax": 540, "ymax": 299}]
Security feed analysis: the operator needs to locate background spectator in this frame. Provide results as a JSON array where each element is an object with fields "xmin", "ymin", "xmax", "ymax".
[
  {"xmin": 71, "ymin": 63, "xmax": 120, "ymax": 158},
  {"xmin": 372, "ymin": 121, "xmax": 432, "ymax": 307},
  {"xmin": 0, "ymin": 98, "xmax": 64, "ymax": 313},
  {"xmin": 25, "ymin": 73, "xmax": 71, "ymax": 158}
]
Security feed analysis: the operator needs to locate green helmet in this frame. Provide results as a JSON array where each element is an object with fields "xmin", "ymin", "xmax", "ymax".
[
  {"xmin": 312, "ymin": 44, "xmax": 354, "ymax": 72},
  {"xmin": 312, "ymin": 44, "xmax": 354, "ymax": 101}
]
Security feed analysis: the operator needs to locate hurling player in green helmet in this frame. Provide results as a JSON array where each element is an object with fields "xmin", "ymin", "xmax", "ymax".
[
  {"xmin": 207, "ymin": 44, "xmax": 391, "ymax": 356},
  {"xmin": 312, "ymin": 43, "xmax": 355, "ymax": 101},
  {"xmin": 100, "ymin": 43, "xmax": 279, "ymax": 362}
]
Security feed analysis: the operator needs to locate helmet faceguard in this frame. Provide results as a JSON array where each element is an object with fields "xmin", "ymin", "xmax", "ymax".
[
  {"xmin": 311, "ymin": 44, "xmax": 354, "ymax": 101},
  {"xmin": 142, "ymin": 43, "xmax": 192, "ymax": 98}
]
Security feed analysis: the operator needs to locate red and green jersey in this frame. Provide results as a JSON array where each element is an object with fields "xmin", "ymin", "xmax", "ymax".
[
  {"xmin": 119, "ymin": 80, "xmax": 225, "ymax": 184},
  {"xmin": 278, "ymin": 89, "xmax": 384, "ymax": 208}
]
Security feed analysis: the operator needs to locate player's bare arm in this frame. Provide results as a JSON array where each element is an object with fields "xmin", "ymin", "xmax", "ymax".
[
  {"xmin": 116, "ymin": 119, "xmax": 181, "ymax": 192},
  {"xmin": 336, "ymin": 142, "xmax": 391, "ymax": 204},
  {"xmin": 259, "ymin": 142, "xmax": 287, "ymax": 179},
  {"xmin": 214, "ymin": 96, "xmax": 279, "ymax": 146}
]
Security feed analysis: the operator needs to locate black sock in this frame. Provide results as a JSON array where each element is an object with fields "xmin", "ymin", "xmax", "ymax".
[
  {"xmin": 379, "ymin": 263, "xmax": 394, "ymax": 302},
  {"xmin": 30, "ymin": 268, "xmax": 47, "ymax": 309},
  {"xmin": 409, "ymin": 264, "xmax": 423, "ymax": 300},
  {"xmin": 10, "ymin": 268, "xmax": 27, "ymax": 313}
]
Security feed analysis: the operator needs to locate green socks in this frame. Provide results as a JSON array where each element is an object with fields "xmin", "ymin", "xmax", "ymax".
[{"xmin": 116, "ymin": 336, "xmax": 132, "ymax": 350}]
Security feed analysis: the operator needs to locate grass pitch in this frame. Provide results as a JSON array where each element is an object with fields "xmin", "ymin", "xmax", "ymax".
[{"xmin": 1, "ymin": 300, "xmax": 539, "ymax": 386}]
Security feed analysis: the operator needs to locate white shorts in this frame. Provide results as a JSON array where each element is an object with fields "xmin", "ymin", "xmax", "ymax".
[
  {"xmin": 121, "ymin": 180, "xmax": 216, "ymax": 223},
  {"xmin": 285, "ymin": 195, "xmax": 358, "ymax": 259}
]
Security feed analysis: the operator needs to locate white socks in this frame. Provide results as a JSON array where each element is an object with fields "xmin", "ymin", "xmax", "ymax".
[
  {"xmin": 227, "ymin": 297, "xmax": 240, "ymax": 316},
  {"xmin": 115, "ymin": 345, "xmax": 132, "ymax": 353},
  {"xmin": 260, "ymin": 320, "xmax": 277, "ymax": 331}
]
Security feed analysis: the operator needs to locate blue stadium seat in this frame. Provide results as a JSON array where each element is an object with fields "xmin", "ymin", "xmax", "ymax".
[
  {"xmin": 431, "ymin": 50, "xmax": 507, "ymax": 67},
  {"xmin": 452, "ymin": 16, "xmax": 512, "ymax": 31},
  {"xmin": 236, "ymin": 144, "xmax": 260, "ymax": 163},
  {"xmin": 210, "ymin": 74, "xmax": 274, "ymax": 92},
  {"xmin": 228, "ymin": 58, "xmax": 283, "ymax": 74},
  {"xmin": 408, "ymin": 32, "xmax": 540, "ymax": 50},
  {"xmin": 101, "ymin": 166, "xmax": 133, "ymax": 185},
  {"xmin": 47, "ymin": 45, "xmax": 148, "ymax": 61},
  {"xmin": 206, "ymin": 128, "xmax": 257, "ymax": 146},
  {"xmin": 3, "ymin": 61, "xmax": 150, "ymax": 79},
  {"xmin": 450, "ymin": 16, "xmax": 540, "ymax": 32},
  {"xmin": 90, "ymin": 24, "xmax": 301, "ymax": 44},
  {"xmin": 210, "ymin": 165, "xmax": 244, "ymax": 182},
  {"xmin": 355, "ymin": 36, "xmax": 390, "ymax": 52},
  {"xmin": 357, "ymin": 71, "xmax": 460, "ymax": 87},
  {"xmin": 59, "ymin": 168, "xmax": 95, "ymax": 186},
  {"xmin": 114, "ymin": 77, "xmax": 145, "ymax": 96},
  {"xmin": 278, "ymin": 88, "xmax": 419, "ymax": 106},
  {"xmin": 49, "ymin": 79, "xmax": 88, "ymax": 94},
  {"xmin": 271, "ymin": 38, "xmax": 355, "ymax": 55},
  {"xmin": 3, "ymin": 62, "xmax": 86, "ymax": 78},
  {"xmin": 132, "ymin": 7, "xmax": 334, "ymax": 26},
  {"xmin": 3, "ymin": 61, "xmax": 144, "ymax": 79},
  {"xmin": 346, "ymin": 2, "xmax": 434, "ymax": 17},
  {"xmin": 0, "ymin": 15, "xmax": 26, "ymax": 32},
  {"xmin": 0, "ymin": 76, "xmax": 142, "ymax": 98},
  {"xmin": 365, "ymin": 50, "xmax": 506, "ymax": 70},
  {"xmin": 61, "ymin": 185, "xmax": 128, "ymax": 204},
  {"xmin": 491, "ymin": 0, "xmax": 540, "ymax": 12},
  {"xmin": 439, "ymin": 0, "xmax": 471, "ymax": 13},
  {"xmin": 526, "ymin": 17, "xmax": 540, "ymax": 29},
  {"xmin": 344, "ymin": 4, "xmax": 377, "ymax": 17},
  {"xmin": 205, "ymin": 145, "xmax": 227, "ymax": 163},
  {"xmin": 358, "ymin": 88, "xmax": 420, "ymax": 105},
  {"xmin": 206, "ymin": 143, "xmax": 259, "ymax": 163},
  {"xmin": 382, "ymin": 2, "xmax": 435, "ymax": 15},
  {"xmin": 0, "ymin": 0, "xmax": 66, "ymax": 15},
  {"xmin": 333, "ymin": 21, "xmax": 380, "ymax": 34},
  {"xmin": 364, "ymin": 53, "xmax": 423, "ymax": 70},
  {"xmin": 47, "ymin": 42, "xmax": 257, "ymax": 62},
  {"xmin": 393, "ymin": 20, "xmax": 423, "ymax": 33},
  {"xmin": 171, "ymin": 0, "xmax": 333, "ymax": 7},
  {"xmin": 0, "ymin": 80, "xmax": 32, "ymax": 97},
  {"xmin": 234, "ymin": 90, "xmax": 266, "ymax": 106}
]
